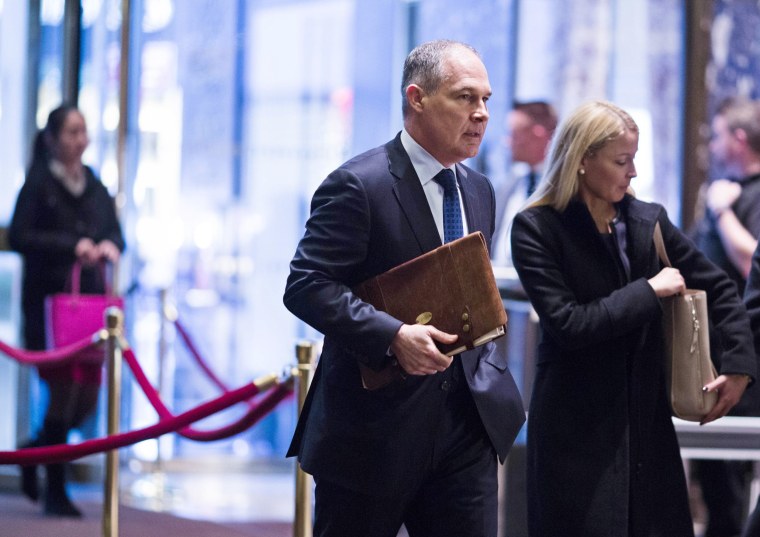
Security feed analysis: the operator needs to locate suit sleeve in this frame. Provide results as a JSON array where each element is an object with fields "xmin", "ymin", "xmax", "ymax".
[{"xmin": 283, "ymin": 168, "xmax": 403, "ymax": 370}]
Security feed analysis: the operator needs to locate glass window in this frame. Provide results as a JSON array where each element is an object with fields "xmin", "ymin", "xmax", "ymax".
[
  {"xmin": 513, "ymin": 0, "xmax": 684, "ymax": 220},
  {"xmin": 0, "ymin": 0, "xmax": 26, "ymax": 452},
  {"xmin": 0, "ymin": 0, "xmax": 29, "ymax": 224},
  {"xmin": 120, "ymin": 0, "xmax": 357, "ymax": 462}
]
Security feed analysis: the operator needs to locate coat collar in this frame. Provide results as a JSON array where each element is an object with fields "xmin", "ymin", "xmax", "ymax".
[{"xmin": 561, "ymin": 195, "xmax": 663, "ymax": 279}]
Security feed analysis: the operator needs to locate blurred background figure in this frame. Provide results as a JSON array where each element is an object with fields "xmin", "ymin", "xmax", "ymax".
[
  {"xmin": 8, "ymin": 104, "xmax": 125, "ymax": 517},
  {"xmin": 741, "ymin": 242, "xmax": 760, "ymax": 537},
  {"xmin": 690, "ymin": 96, "xmax": 760, "ymax": 537},
  {"xmin": 492, "ymin": 100, "xmax": 558, "ymax": 270}
]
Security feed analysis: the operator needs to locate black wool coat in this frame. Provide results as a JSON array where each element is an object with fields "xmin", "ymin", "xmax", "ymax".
[
  {"xmin": 8, "ymin": 162, "xmax": 125, "ymax": 350},
  {"xmin": 511, "ymin": 195, "xmax": 755, "ymax": 537}
]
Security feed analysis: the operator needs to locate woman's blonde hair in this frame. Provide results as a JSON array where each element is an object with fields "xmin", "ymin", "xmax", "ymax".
[{"xmin": 528, "ymin": 100, "xmax": 638, "ymax": 211}]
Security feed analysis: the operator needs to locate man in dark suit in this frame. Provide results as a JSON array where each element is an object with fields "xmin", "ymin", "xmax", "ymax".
[{"xmin": 284, "ymin": 39, "xmax": 525, "ymax": 537}]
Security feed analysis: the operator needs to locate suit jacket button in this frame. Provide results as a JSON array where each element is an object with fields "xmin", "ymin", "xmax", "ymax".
[{"xmin": 441, "ymin": 380, "xmax": 451, "ymax": 391}]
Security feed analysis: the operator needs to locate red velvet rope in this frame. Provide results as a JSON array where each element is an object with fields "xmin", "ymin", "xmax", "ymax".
[
  {"xmin": 122, "ymin": 347, "xmax": 292, "ymax": 441},
  {"xmin": 0, "ymin": 332, "xmax": 103, "ymax": 366},
  {"xmin": 0, "ymin": 379, "xmax": 293, "ymax": 465},
  {"xmin": 0, "ymin": 313, "xmax": 296, "ymax": 464},
  {"xmin": 173, "ymin": 318, "xmax": 231, "ymax": 393}
]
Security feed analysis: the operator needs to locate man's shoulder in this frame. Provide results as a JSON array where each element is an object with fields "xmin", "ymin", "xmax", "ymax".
[
  {"xmin": 739, "ymin": 173, "xmax": 760, "ymax": 200},
  {"xmin": 341, "ymin": 143, "xmax": 391, "ymax": 172}
]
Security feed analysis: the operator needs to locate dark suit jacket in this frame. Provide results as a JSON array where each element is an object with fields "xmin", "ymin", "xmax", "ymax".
[{"xmin": 284, "ymin": 133, "xmax": 525, "ymax": 496}]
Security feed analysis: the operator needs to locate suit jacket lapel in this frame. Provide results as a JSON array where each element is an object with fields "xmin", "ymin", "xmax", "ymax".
[
  {"xmin": 457, "ymin": 163, "xmax": 485, "ymax": 235},
  {"xmin": 387, "ymin": 135, "xmax": 442, "ymax": 254}
]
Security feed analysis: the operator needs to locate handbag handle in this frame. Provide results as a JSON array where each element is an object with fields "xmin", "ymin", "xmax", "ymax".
[
  {"xmin": 653, "ymin": 221, "xmax": 672, "ymax": 268},
  {"xmin": 68, "ymin": 261, "xmax": 115, "ymax": 296}
]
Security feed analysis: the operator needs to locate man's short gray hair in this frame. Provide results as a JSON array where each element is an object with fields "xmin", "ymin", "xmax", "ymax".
[{"xmin": 401, "ymin": 39, "xmax": 480, "ymax": 117}]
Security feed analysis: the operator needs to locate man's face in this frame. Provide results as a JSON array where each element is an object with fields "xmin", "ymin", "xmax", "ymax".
[
  {"xmin": 710, "ymin": 114, "xmax": 741, "ymax": 176},
  {"xmin": 507, "ymin": 109, "xmax": 549, "ymax": 166},
  {"xmin": 411, "ymin": 47, "xmax": 491, "ymax": 167}
]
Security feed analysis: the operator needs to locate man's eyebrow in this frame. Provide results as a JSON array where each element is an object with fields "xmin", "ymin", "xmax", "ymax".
[{"xmin": 452, "ymin": 84, "xmax": 491, "ymax": 96}]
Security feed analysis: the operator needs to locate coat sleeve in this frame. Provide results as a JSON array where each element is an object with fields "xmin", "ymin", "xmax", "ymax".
[
  {"xmin": 8, "ymin": 175, "xmax": 80, "ymax": 256},
  {"xmin": 658, "ymin": 212, "xmax": 756, "ymax": 379},
  {"xmin": 510, "ymin": 210, "xmax": 661, "ymax": 351},
  {"xmin": 92, "ymin": 179, "xmax": 125, "ymax": 252},
  {"xmin": 283, "ymin": 168, "xmax": 403, "ymax": 370}
]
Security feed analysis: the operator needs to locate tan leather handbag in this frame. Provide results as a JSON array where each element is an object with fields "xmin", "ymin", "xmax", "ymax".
[{"xmin": 653, "ymin": 222, "xmax": 718, "ymax": 421}]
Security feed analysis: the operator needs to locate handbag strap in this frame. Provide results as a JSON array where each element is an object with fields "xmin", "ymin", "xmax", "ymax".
[
  {"xmin": 68, "ymin": 261, "xmax": 114, "ymax": 296},
  {"xmin": 653, "ymin": 221, "xmax": 672, "ymax": 268},
  {"xmin": 69, "ymin": 262, "xmax": 83, "ymax": 295}
]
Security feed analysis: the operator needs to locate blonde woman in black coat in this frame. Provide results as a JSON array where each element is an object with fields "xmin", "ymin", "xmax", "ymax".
[{"xmin": 510, "ymin": 100, "xmax": 755, "ymax": 537}]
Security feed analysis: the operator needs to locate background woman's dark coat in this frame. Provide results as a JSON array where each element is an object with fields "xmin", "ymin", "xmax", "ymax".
[
  {"xmin": 511, "ymin": 195, "xmax": 755, "ymax": 537},
  {"xmin": 8, "ymin": 163, "xmax": 125, "ymax": 351}
]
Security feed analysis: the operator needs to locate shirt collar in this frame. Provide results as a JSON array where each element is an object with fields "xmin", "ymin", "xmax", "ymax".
[{"xmin": 400, "ymin": 129, "xmax": 456, "ymax": 186}]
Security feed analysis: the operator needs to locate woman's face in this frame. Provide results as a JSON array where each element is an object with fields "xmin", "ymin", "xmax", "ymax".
[
  {"xmin": 578, "ymin": 129, "xmax": 638, "ymax": 205},
  {"xmin": 52, "ymin": 110, "xmax": 89, "ymax": 165}
]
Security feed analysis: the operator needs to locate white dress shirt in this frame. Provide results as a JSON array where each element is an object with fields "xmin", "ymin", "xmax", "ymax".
[{"xmin": 400, "ymin": 129, "xmax": 469, "ymax": 244}]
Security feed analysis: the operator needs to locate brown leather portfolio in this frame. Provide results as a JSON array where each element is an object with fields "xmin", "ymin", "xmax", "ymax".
[{"xmin": 353, "ymin": 231, "xmax": 507, "ymax": 390}]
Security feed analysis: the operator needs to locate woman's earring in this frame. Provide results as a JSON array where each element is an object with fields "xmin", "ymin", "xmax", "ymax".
[{"xmin": 579, "ymin": 169, "xmax": 585, "ymax": 175}]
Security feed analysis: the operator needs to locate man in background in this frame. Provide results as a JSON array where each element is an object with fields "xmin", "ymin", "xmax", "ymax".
[
  {"xmin": 691, "ymin": 96, "xmax": 760, "ymax": 537},
  {"xmin": 491, "ymin": 100, "xmax": 557, "ymax": 269}
]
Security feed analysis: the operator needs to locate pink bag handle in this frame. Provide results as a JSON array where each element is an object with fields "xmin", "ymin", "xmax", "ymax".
[{"xmin": 68, "ymin": 261, "xmax": 115, "ymax": 296}]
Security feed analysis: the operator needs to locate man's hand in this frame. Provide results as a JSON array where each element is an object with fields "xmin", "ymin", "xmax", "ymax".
[
  {"xmin": 706, "ymin": 179, "xmax": 741, "ymax": 217},
  {"xmin": 390, "ymin": 323, "xmax": 458, "ymax": 376}
]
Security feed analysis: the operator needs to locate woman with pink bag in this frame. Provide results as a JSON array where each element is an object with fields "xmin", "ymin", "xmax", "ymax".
[{"xmin": 8, "ymin": 104, "xmax": 125, "ymax": 517}]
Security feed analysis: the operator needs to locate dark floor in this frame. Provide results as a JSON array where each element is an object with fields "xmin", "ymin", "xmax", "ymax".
[{"xmin": 0, "ymin": 492, "xmax": 291, "ymax": 537}]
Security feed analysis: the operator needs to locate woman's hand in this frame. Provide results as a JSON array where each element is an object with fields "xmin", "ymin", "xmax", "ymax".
[
  {"xmin": 75, "ymin": 238, "xmax": 100, "ymax": 266},
  {"xmin": 96, "ymin": 240, "xmax": 121, "ymax": 263},
  {"xmin": 648, "ymin": 267, "xmax": 686, "ymax": 297},
  {"xmin": 700, "ymin": 373, "xmax": 751, "ymax": 425}
]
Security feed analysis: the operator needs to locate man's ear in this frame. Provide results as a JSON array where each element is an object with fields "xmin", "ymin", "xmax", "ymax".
[
  {"xmin": 734, "ymin": 127, "xmax": 748, "ymax": 146},
  {"xmin": 531, "ymin": 124, "xmax": 547, "ymax": 139},
  {"xmin": 406, "ymin": 84, "xmax": 425, "ymax": 112}
]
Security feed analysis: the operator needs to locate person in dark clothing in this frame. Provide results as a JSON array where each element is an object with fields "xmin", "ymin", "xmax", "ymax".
[
  {"xmin": 284, "ymin": 40, "xmax": 525, "ymax": 537},
  {"xmin": 690, "ymin": 97, "xmax": 760, "ymax": 537},
  {"xmin": 492, "ymin": 100, "xmax": 558, "ymax": 269},
  {"xmin": 510, "ymin": 100, "xmax": 755, "ymax": 537},
  {"xmin": 8, "ymin": 104, "xmax": 125, "ymax": 517},
  {"xmin": 741, "ymin": 243, "xmax": 760, "ymax": 537}
]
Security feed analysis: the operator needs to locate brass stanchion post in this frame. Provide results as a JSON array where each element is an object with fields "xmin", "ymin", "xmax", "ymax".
[
  {"xmin": 103, "ymin": 307, "xmax": 124, "ymax": 537},
  {"xmin": 293, "ymin": 341, "xmax": 316, "ymax": 537}
]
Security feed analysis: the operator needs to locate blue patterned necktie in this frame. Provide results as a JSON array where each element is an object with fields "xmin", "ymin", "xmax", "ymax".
[{"xmin": 433, "ymin": 168, "xmax": 464, "ymax": 243}]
